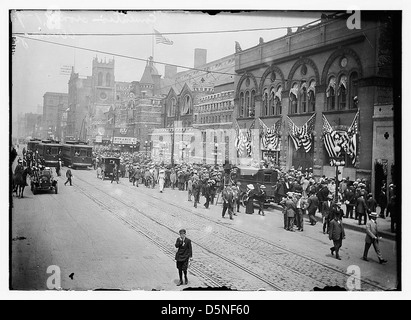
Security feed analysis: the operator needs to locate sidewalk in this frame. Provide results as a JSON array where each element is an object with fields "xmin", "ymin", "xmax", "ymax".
[{"xmin": 271, "ymin": 203, "xmax": 397, "ymax": 241}]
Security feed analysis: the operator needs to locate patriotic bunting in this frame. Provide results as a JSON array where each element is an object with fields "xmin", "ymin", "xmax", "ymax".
[
  {"xmin": 322, "ymin": 111, "xmax": 359, "ymax": 164},
  {"xmin": 259, "ymin": 118, "xmax": 281, "ymax": 151},
  {"xmin": 235, "ymin": 120, "xmax": 255, "ymax": 157},
  {"xmin": 287, "ymin": 113, "xmax": 316, "ymax": 153}
]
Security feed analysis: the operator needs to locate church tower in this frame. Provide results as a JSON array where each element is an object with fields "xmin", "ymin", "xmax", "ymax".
[{"xmin": 92, "ymin": 56, "xmax": 115, "ymax": 106}]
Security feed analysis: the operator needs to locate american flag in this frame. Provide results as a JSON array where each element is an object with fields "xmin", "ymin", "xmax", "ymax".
[
  {"xmin": 259, "ymin": 118, "xmax": 281, "ymax": 151},
  {"xmin": 153, "ymin": 29, "xmax": 174, "ymax": 45},
  {"xmin": 346, "ymin": 111, "xmax": 359, "ymax": 164},
  {"xmin": 235, "ymin": 120, "xmax": 254, "ymax": 157},
  {"xmin": 322, "ymin": 112, "xmax": 358, "ymax": 164},
  {"xmin": 287, "ymin": 113, "xmax": 316, "ymax": 153}
]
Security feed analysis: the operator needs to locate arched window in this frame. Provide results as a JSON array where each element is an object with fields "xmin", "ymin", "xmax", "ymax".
[
  {"xmin": 326, "ymin": 76, "xmax": 336, "ymax": 110},
  {"xmin": 106, "ymin": 73, "xmax": 111, "ymax": 87},
  {"xmin": 300, "ymin": 82, "xmax": 307, "ymax": 113},
  {"xmin": 275, "ymin": 85, "xmax": 282, "ymax": 116},
  {"xmin": 289, "ymin": 83, "xmax": 299, "ymax": 114},
  {"xmin": 307, "ymin": 80, "xmax": 316, "ymax": 112},
  {"xmin": 245, "ymin": 91, "xmax": 250, "ymax": 118},
  {"xmin": 170, "ymin": 97, "xmax": 177, "ymax": 117},
  {"xmin": 239, "ymin": 92, "xmax": 245, "ymax": 118},
  {"xmin": 263, "ymin": 89, "xmax": 269, "ymax": 116},
  {"xmin": 338, "ymin": 75, "xmax": 347, "ymax": 110},
  {"xmin": 250, "ymin": 90, "xmax": 256, "ymax": 117},
  {"xmin": 269, "ymin": 87, "xmax": 276, "ymax": 116},
  {"xmin": 349, "ymin": 72, "xmax": 358, "ymax": 109},
  {"xmin": 98, "ymin": 72, "xmax": 103, "ymax": 86},
  {"xmin": 181, "ymin": 95, "xmax": 192, "ymax": 115}
]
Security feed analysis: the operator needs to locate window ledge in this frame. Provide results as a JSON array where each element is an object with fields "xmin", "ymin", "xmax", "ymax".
[
  {"xmin": 323, "ymin": 109, "xmax": 358, "ymax": 115},
  {"xmin": 260, "ymin": 115, "xmax": 282, "ymax": 119},
  {"xmin": 287, "ymin": 112, "xmax": 316, "ymax": 117}
]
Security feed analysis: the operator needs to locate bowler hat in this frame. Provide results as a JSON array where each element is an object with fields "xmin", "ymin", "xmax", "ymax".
[{"xmin": 369, "ymin": 212, "xmax": 378, "ymax": 218}]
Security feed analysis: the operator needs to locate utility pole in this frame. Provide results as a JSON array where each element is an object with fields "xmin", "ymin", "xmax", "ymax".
[{"xmin": 111, "ymin": 112, "xmax": 116, "ymax": 152}]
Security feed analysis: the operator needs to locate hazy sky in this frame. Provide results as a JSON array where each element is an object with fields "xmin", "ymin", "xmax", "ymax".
[{"xmin": 11, "ymin": 10, "xmax": 322, "ymax": 117}]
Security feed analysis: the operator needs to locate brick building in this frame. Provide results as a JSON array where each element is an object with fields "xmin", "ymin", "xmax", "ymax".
[
  {"xmin": 233, "ymin": 12, "xmax": 397, "ymax": 196},
  {"xmin": 42, "ymin": 92, "xmax": 68, "ymax": 140}
]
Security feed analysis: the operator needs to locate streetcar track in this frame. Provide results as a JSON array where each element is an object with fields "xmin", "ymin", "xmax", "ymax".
[
  {"xmin": 75, "ymin": 180, "xmax": 283, "ymax": 290},
  {"xmin": 73, "ymin": 171, "xmax": 386, "ymax": 291},
  {"xmin": 119, "ymin": 181, "xmax": 388, "ymax": 291}
]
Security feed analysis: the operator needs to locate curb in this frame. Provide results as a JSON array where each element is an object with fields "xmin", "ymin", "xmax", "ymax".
[{"xmin": 270, "ymin": 203, "xmax": 397, "ymax": 241}]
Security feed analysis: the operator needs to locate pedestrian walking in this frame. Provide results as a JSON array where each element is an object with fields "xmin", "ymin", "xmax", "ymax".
[
  {"xmin": 192, "ymin": 177, "xmax": 201, "ymax": 208},
  {"xmin": 111, "ymin": 162, "xmax": 119, "ymax": 184},
  {"xmin": 187, "ymin": 176, "xmax": 193, "ymax": 201},
  {"xmin": 175, "ymin": 229, "xmax": 193, "ymax": 286},
  {"xmin": 158, "ymin": 168, "xmax": 165, "ymax": 193},
  {"xmin": 378, "ymin": 187, "xmax": 388, "ymax": 218},
  {"xmin": 295, "ymin": 192, "xmax": 304, "ymax": 231},
  {"xmin": 64, "ymin": 169, "xmax": 73, "ymax": 186},
  {"xmin": 306, "ymin": 191, "xmax": 319, "ymax": 226},
  {"xmin": 356, "ymin": 192, "xmax": 369, "ymax": 225},
  {"xmin": 245, "ymin": 184, "xmax": 256, "ymax": 214},
  {"xmin": 222, "ymin": 186, "xmax": 234, "ymax": 220},
  {"xmin": 322, "ymin": 194, "xmax": 334, "ymax": 234},
  {"xmin": 328, "ymin": 214, "xmax": 345, "ymax": 260},
  {"xmin": 362, "ymin": 212, "xmax": 387, "ymax": 264},
  {"xmin": 170, "ymin": 169, "xmax": 177, "ymax": 190},
  {"xmin": 256, "ymin": 185, "xmax": 266, "ymax": 216},
  {"xmin": 203, "ymin": 180, "xmax": 212, "ymax": 209}
]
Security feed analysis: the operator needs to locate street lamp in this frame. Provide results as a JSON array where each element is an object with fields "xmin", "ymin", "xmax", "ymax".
[
  {"xmin": 331, "ymin": 145, "xmax": 346, "ymax": 200},
  {"xmin": 214, "ymin": 142, "xmax": 219, "ymax": 166}
]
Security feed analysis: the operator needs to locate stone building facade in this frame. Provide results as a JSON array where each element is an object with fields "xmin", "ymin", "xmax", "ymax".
[{"xmin": 233, "ymin": 12, "xmax": 396, "ymax": 196}]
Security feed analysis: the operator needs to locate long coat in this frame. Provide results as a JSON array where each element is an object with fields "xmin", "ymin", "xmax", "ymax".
[
  {"xmin": 329, "ymin": 219, "xmax": 345, "ymax": 241},
  {"xmin": 175, "ymin": 237, "xmax": 193, "ymax": 262},
  {"xmin": 245, "ymin": 189, "xmax": 256, "ymax": 214}
]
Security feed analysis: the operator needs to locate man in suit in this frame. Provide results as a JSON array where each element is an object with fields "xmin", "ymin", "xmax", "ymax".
[
  {"xmin": 280, "ymin": 192, "xmax": 297, "ymax": 231},
  {"xmin": 356, "ymin": 192, "xmax": 369, "ymax": 225},
  {"xmin": 64, "ymin": 168, "xmax": 73, "ymax": 186},
  {"xmin": 344, "ymin": 186, "xmax": 356, "ymax": 219},
  {"xmin": 321, "ymin": 194, "xmax": 334, "ymax": 234},
  {"xmin": 329, "ymin": 213, "xmax": 345, "ymax": 260},
  {"xmin": 175, "ymin": 229, "xmax": 193, "ymax": 286},
  {"xmin": 362, "ymin": 212, "xmax": 387, "ymax": 264},
  {"xmin": 317, "ymin": 183, "xmax": 330, "ymax": 214},
  {"xmin": 306, "ymin": 191, "xmax": 319, "ymax": 226}
]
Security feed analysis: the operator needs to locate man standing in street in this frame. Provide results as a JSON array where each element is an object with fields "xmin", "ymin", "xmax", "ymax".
[
  {"xmin": 306, "ymin": 191, "xmax": 319, "ymax": 226},
  {"xmin": 222, "ymin": 186, "xmax": 234, "ymax": 220},
  {"xmin": 329, "ymin": 213, "xmax": 345, "ymax": 260},
  {"xmin": 356, "ymin": 192, "xmax": 369, "ymax": 225},
  {"xmin": 64, "ymin": 168, "xmax": 73, "ymax": 186},
  {"xmin": 362, "ymin": 212, "xmax": 387, "ymax": 264},
  {"xmin": 322, "ymin": 194, "xmax": 334, "ymax": 234},
  {"xmin": 175, "ymin": 229, "xmax": 193, "ymax": 286}
]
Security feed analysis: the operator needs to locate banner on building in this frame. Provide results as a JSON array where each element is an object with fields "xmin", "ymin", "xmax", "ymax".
[
  {"xmin": 235, "ymin": 120, "xmax": 255, "ymax": 157},
  {"xmin": 322, "ymin": 111, "xmax": 359, "ymax": 164},
  {"xmin": 113, "ymin": 137, "xmax": 138, "ymax": 145},
  {"xmin": 287, "ymin": 113, "xmax": 316, "ymax": 153},
  {"xmin": 259, "ymin": 118, "xmax": 281, "ymax": 151}
]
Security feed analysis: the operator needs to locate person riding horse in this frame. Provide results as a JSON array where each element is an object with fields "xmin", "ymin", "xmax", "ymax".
[{"xmin": 13, "ymin": 159, "xmax": 28, "ymax": 198}]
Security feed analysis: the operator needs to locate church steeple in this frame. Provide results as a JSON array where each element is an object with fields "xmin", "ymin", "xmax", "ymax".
[{"xmin": 140, "ymin": 56, "xmax": 161, "ymax": 96}]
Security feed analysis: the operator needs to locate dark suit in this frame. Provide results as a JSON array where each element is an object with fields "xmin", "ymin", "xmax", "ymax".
[
  {"xmin": 329, "ymin": 218, "xmax": 345, "ymax": 259},
  {"xmin": 356, "ymin": 196, "xmax": 368, "ymax": 225},
  {"xmin": 175, "ymin": 236, "xmax": 193, "ymax": 283},
  {"xmin": 321, "ymin": 200, "xmax": 334, "ymax": 233},
  {"xmin": 306, "ymin": 194, "xmax": 319, "ymax": 225}
]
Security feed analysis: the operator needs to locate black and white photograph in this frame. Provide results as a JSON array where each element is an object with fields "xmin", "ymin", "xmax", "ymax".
[{"xmin": 6, "ymin": 3, "xmax": 406, "ymax": 299}]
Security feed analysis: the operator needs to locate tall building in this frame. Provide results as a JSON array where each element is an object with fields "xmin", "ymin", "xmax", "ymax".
[
  {"xmin": 42, "ymin": 92, "xmax": 68, "ymax": 140},
  {"xmin": 233, "ymin": 12, "xmax": 397, "ymax": 196},
  {"xmin": 151, "ymin": 50, "xmax": 235, "ymax": 165}
]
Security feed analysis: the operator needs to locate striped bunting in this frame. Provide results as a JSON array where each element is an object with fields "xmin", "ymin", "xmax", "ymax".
[
  {"xmin": 287, "ymin": 113, "xmax": 316, "ymax": 153},
  {"xmin": 259, "ymin": 118, "xmax": 281, "ymax": 151}
]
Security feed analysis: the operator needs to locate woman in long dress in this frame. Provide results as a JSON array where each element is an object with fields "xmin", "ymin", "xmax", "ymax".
[
  {"xmin": 158, "ymin": 169, "xmax": 166, "ymax": 193},
  {"xmin": 245, "ymin": 184, "xmax": 256, "ymax": 214}
]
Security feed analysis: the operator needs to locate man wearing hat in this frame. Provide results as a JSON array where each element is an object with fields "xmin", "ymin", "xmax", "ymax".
[
  {"xmin": 175, "ymin": 229, "xmax": 193, "ymax": 286},
  {"xmin": 280, "ymin": 192, "xmax": 296, "ymax": 231},
  {"xmin": 328, "ymin": 211, "xmax": 345, "ymax": 260},
  {"xmin": 321, "ymin": 194, "xmax": 334, "ymax": 234},
  {"xmin": 256, "ymin": 185, "xmax": 267, "ymax": 216},
  {"xmin": 362, "ymin": 212, "xmax": 387, "ymax": 264},
  {"xmin": 356, "ymin": 192, "xmax": 369, "ymax": 225}
]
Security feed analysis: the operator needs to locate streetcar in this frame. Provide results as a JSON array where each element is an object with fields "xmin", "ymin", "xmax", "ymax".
[
  {"xmin": 37, "ymin": 140, "xmax": 62, "ymax": 167},
  {"xmin": 61, "ymin": 141, "xmax": 93, "ymax": 169},
  {"xmin": 27, "ymin": 138, "xmax": 42, "ymax": 153}
]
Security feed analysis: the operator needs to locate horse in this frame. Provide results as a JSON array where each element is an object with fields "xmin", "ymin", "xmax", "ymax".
[{"xmin": 13, "ymin": 167, "xmax": 28, "ymax": 198}]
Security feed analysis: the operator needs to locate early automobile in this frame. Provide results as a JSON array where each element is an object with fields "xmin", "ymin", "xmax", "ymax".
[
  {"xmin": 100, "ymin": 156, "xmax": 121, "ymax": 180},
  {"xmin": 30, "ymin": 166, "xmax": 58, "ymax": 195}
]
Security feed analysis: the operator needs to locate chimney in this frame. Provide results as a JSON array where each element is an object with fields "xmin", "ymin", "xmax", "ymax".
[
  {"xmin": 164, "ymin": 65, "xmax": 177, "ymax": 79},
  {"xmin": 194, "ymin": 48, "xmax": 207, "ymax": 68}
]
